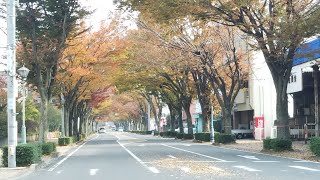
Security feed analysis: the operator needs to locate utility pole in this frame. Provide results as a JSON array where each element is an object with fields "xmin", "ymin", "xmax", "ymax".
[
  {"xmin": 147, "ymin": 95, "xmax": 151, "ymax": 131},
  {"xmin": 313, "ymin": 65, "xmax": 319, "ymax": 137},
  {"xmin": 60, "ymin": 86, "xmax": 65, "ymax": 137},
  {"xmin": 7, "ymin": 0, "xmax": 17, "ymax": 168}
]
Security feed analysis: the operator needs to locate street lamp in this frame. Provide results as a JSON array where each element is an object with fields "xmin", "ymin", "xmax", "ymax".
[{"xmin": 17, "ymin": 66, "xmax": 30, "ymax": 144}]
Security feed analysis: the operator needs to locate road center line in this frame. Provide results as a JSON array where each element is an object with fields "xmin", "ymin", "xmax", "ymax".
[
  {"xmin": 161, "ymin": 144, "xmax": 228, "ymax": 162},
  {"xmin": 48, "ymin": 134, "xmax": 99, "ymax": 172},
  {"xmin": 289, "ymin": 166, "xmax": 320, "ymax": 172},
  {"xmin": 117, "ymin": 140, "xmax": 160, "ymax": 174},
  {"xmin": 89, "ymin": 169, "xmax": 99, "ymax": 176}
]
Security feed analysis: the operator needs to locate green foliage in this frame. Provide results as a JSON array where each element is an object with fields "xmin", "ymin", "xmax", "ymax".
[
  {"xmin": 263, "ymin": 138, "xmax": 273, "ymax": 150},
  {"xmin": 2, "ymin": 144, "xmax": 42, "ymax": 167},
  {"xmin": 183, "ymin": 134, "xmax": 194, "ymax": 139},
  {"xmin": 130, "ymin": 131, "xmax": 152, "ymax": 135},
  {"xmin": 0, "ymin": 111, "xmax": 7, "ymax": 138},
  {"xmin": 176, "ymin": 133, "xmax": 183, "ymax": 139},
  {"xmin": 214, "ymin": 133, "xmax": 235, "ymax": 144},
  {"xmin": 160, "ymin": 131, "xmax": 177, "ymax": 138},
  {"xmin": 195, "ymin": 133, "xmax": 211, "ymax": 142},
  {"xmin": 80, "ymin": 134, "xmax": 86, "ymax": 141},
  {"xmin": 310, "ymin": 137, "xmax": 320, "ymax": 156},
  {"xmin": 263, "ymin": 138, "xmax": 292, "ymax": 151},
  {"xmin": 58, "ymin": 137, "xmax": 73, "ymax": 146},
  {"xmin": 41, "ymin": 142, "xmax": 56, "ymax": 155}
]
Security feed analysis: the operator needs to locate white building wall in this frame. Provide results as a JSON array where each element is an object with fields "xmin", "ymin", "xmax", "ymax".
[
  {"xmin": 249, "ymin": 51, "xmax": 294, "ymax": 139},
  {"xmin": 249, "ymin": 51, "xmax": 277, "ymax": 139}
]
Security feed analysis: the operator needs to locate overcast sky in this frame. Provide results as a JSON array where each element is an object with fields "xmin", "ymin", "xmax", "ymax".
[{"xmin": 80, "ymin": 0, "xmax": 116, "ymax": 29}]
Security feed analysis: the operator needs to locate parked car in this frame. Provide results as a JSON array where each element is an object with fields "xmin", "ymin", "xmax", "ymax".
[
  {"xmin": 175, "ymin": 127, "xmax": 196, "ymax": 134},
  {"xmin": 231, "ymin": 129, "xmax": 253, "ymax": 139},
  {"xmin": 98, "ymin": 127, "xmax": 106, "ymax": 133},
  {"xmin": 118, "ymin": 127, "xmax": 124, "ymax": 132}
]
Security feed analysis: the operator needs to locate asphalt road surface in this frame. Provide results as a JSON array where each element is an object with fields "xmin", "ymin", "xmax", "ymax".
[{"xmin": 20, "ymin": 132, "xmax": 320, "ymax": 180}]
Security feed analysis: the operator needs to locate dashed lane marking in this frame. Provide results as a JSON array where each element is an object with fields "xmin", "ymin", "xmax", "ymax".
[
  {"xmin": 162, "ymin": 144, "xmax": 229, "ymax": 162},
  {"xmin": 234, "ymin": 166, "xmax": 261, "ymax": 172},
  {"xmin": 168, "ymin": 155, "xmax": 177, "ymax": 159},
  {"xmin": 289, "ymin": 166, "xmax": 320, "ymax": 172}
]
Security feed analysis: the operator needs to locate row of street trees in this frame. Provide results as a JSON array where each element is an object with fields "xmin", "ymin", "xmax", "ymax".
[{"xmin": 113, "ymin": 0, "xmax": 320, "ymax": 139}]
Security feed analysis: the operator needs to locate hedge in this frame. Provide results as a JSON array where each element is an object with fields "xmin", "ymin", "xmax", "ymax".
[
  {"xmin": 195, "ymin": 133, "xmax": 211, "ymax": 142},
  {"xmin": 130, "ymin": 131, "xmax": 152, "ymax": 135},
  {"xmin": 2, "ymin": 143, "xmax": 42, "ymax": 167},
  {"xmin": 214, "ymin": 133, "xmax": 235, "ymax": 144},
  {"xmin": 58, "ymin": 137, "xmax": 73, "ymax": 146},
  {"xmin": 263, "ymin": 138, "xmax": 292, "ymax": 151},
  {"xmin": 160, "ymin": 131, "xmax": 177, "ymax": 138},
  {"xmin": 42, "ymin": 142, "xmax": 56, "ymax": 155},
  {"xmin": 176, "ymin": 133, "xmax": 184, "ymax": 139},
  {"xmin": 310, "ymin": 137, "xmax": 320, "ymax": 156},
  {"xmin": 183, "ymin": 134, "xmax": 194, "ymax": 140}
]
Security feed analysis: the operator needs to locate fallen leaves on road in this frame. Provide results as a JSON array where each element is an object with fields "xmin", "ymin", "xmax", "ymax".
[{"xmin": 152, "ymin": 158, "xmax": 233, "ymax": 177}]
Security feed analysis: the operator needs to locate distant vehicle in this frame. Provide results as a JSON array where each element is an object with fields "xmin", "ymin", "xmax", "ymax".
[
  {"xmin": 98, "ymin": 127, "xmax": 106, "ymax": 133},
  {"xmin": 175, "ymin": 127, "xmax": 196, "ymax": 134},
  {"xmin": 111, "ymin": 126, "xmax": 116, "ymax": 131},
  {"xmin": 118, "ymin": 127, "xmax": 124, "ymax": 132},
  {"xmin": 231, "ymin": 129, "xmax": 253, "ymax": 139}
]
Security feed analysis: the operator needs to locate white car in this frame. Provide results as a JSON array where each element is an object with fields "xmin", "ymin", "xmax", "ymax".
[
  {"xmin": 118, "ymin": 127, "xmax": 124, "ymax": 132},
  {"xmin": 175, "ymin": 127, "xmax": 197, "ymax": 134},
  {"xmin": 98, "ymin": 127, "xmax": 106, "ymax": 133}
]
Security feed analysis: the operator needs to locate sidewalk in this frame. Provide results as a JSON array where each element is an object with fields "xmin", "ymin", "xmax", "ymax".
[
  {"xmin": 212, "ymin": 139, "xmax": 320, "ymax": 162},
  {"xmin": 0, "ymin": 135, "xmax": 93, "ymax": 180}
]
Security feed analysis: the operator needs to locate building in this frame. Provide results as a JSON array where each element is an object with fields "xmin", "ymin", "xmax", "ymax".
[{"xmin": 287, "ymin": 37, "xmax": 320, "ymax": 138}]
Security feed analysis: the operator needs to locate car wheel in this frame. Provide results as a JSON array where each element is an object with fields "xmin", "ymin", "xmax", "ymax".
[{"xmin": 236, "ymin": 133, "xmax": 243, "ymax": 139}]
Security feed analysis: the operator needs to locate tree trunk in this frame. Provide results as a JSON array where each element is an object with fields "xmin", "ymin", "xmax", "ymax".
[
  {"xmin": 178, "ymin": 99, "xmax": 183, "ymax": 133},
  {"xmin": 274, "ymin": 79, "xmax": 290, "ymax": 139},
  {"xmin": 65, "ymin": 107, "xmax": 70, "ymax": 137},
  {"xmin": 183, "ymin": 103, "xmax": 193, "ymax": 134},
  {"xmin": 200, "ymin": 101, "xmax": 210, "ymax": 132},
  {"xmin": 39, "ymin": 99, "xmax": 48, "ymax": 143},
  {"xmin": 222, "ymin": 106, "xmax": 233, "ymax": 134}
]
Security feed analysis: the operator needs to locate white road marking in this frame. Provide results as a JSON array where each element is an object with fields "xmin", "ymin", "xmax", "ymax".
[
  {"xmin": 215, "ymin": 146, "xmax": 320, "ymax": 164},
  {"xmin": 148, "ymin": 167, "xmax": 160, "ymax": 173},
  {"xmin": 89, "ymin": 169, "xmax": 99, "ymax": 176},
  {"xmin": 183, "ymin": 144, "xmax": 191, "ymax": 147},
  {"xmin": 162, "ymin": 144, "xmax": 228, "ymax": 162},
  {"xmin": 48, "ymin": 135, "xmax": 99, "ymax": 172},
  {"xmin": 117, "ymin": 140, "xmax": 160, "ymax": 174},
  {"xmin": 289, "ymin": 166, "xmax": 320, "ymax": 172},
  {"xmin": 138, "ymin": 144, "xmax": 145, "ymax": 147},
  {"xmin": 143, "ymin": 160, "xmax": 234, "ymax": 164},
  {"xmin": 237, "ymin": 155, "xmax": 260, "ymax": 160},
  {"xmin": 234, "ymin": 166, "xmax": 261, "ymax": 172},
  {"xmin": 180, "ymin": 167, "xmax": 190, "ymax": 172},
  {"xmin": 168, "ymin": 155, "xmax": 177, "ymax": 159},
  {"xmin": 57, "ymin": 170, "xmax": 63, "ymax": 174},
  {"xmin": 293, "ymin": 160, "xmax": 312, "ymax": 163},
  {"xmin": 253, "ymin": 161, "xmax": 279, "ymax": 163}
]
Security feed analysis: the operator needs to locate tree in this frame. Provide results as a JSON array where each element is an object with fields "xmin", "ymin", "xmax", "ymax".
[
  {"xmin": 17, "ymin": 0, "xmax": 90, "ymax": 142},
  {"xmin": 116, "ymin": 0, "xmax": 320, "ymax": 139}
]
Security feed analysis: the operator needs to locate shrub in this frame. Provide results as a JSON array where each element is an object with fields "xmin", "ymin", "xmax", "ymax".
[
  {"xmin": 310, "ymin": 137, "xmax": 320, "ymax": 156},
  {"xmin": 263, "ymin": 138, "xmax": 292, "ymax": 151},
  {"xmin": 72, "ymin": 136, "xmax": 79, "ymax": 143},
  {"xmin": 176, "ymin": 133, "xmax": 184, "ymax": 139},
  {"xmin": 58, "ymin": 137, "xmax": 73, "ymax": 146},
  {"xmin": 183, "ymin": 134, "xmax": 194, "ymax": 139},
  {"xmin": 168, "ymin": 131, "xmax": 177, "ymax": 138},
  {"xmin": 214, "ymin": 133, "xmax": 235, "ymax": 144},
  {"xmin": 41, "ymin": 142, "xmax": 56, "ymax": 155},
  {"xmin": 146, "ymin": 131, "xmax": 152, "ymax": 135},
  {"xmin": 2, "ymin": 144, "xmax": 42, "ymax": 167},
  {"xmin": 80, "ymin": 134, "xmax": 86, "ymax": 141},
  {"xmin": 263, "ymin": 138, "xmax": 273, "ymax": 150},
  {"xmin": 195, "ymin": 133, "xmax": 211, "ymax": 142}
]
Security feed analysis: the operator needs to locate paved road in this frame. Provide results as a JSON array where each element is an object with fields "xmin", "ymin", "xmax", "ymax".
[{"xmin": 20, "ymin": 132, "xmax": 320, "ymax": 180}]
